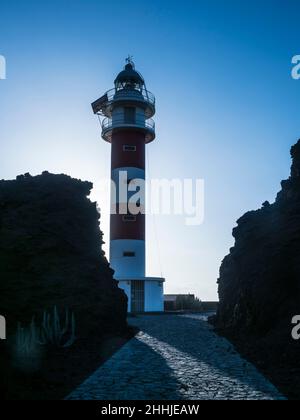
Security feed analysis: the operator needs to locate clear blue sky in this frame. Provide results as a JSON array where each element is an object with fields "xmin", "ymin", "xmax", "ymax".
[{"xmin": 0, "ymin": 0, "xmax": 299, "ymax": 299}]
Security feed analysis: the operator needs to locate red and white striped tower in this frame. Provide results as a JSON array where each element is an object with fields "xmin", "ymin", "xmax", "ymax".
[{"xmin": 92, "ymin": 59, "xmax": 165, "ymax": 313}]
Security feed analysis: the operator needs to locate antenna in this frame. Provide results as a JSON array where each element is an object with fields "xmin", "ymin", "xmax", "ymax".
[{"xmin": 126, "ymin": 55, "xmax": 134, "ymax": 67}]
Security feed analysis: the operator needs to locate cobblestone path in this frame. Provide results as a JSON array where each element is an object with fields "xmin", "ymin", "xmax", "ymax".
[{"xmin": 67, "ymin": 315, "xmax": 284, "ymax": 400}]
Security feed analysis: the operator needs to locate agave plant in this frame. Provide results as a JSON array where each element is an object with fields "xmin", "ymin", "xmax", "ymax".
[
  {"xmin": 16, "ymin": 318, "xmax": 40, "ymax": 355},
  {"xmin": 15, "ymin": 307, "xmax": 76, "ymax": 355},
  {"xmin": 39, "ymin": 307, "xmax": 76, "ymax": 348}
]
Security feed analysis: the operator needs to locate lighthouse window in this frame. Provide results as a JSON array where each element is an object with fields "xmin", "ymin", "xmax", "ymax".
[
  {"xmin": 122, "ymin": 215, "xmax": 136, "ymax": 222},
  {"xmin": 123, "ymin": 252, "xmax": 135, "ymax": 257},
  {"xmin": 123, "ymin": 145, "xmax": 136, "ymax": 152}
]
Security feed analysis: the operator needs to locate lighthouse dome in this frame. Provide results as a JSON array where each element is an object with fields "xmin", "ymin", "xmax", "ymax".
[{"xmin": 114, "ymin": 62, "xmax": 145, "ymax": 89}]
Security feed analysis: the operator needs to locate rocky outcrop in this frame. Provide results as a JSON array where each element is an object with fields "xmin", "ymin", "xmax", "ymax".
[
  {"xmin": 216, "ymin": 141, "xmax": 300, "ymax": 333},
  {"xmin": 0, "ymin": 172, "xmax": 128, "ymax": 340},
  {"xmin": 215, "ymin": 140, "xmax": 300, "ymax": 399}
]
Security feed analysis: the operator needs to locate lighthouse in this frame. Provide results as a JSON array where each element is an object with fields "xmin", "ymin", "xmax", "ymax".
[{"xmin": 92, "ymin": 58, "xmax": 165, "ymax": 313}]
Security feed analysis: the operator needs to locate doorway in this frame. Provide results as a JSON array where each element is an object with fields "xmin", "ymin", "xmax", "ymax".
[{"xmin": 131, "ymin": 280, "xmax": 145, "ymax": 313}]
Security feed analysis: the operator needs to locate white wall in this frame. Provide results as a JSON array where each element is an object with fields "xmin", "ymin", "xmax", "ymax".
[
  {"xmin": 110, "ymin": 239, "xmax": 146, "ymax": 278},
  {"xmin": 112, "ymin": 106, "xmax": 145, "ymax": 127},
  {"xmin": 117, "ymin": 278, "xmax": 164, "ymax": 313},
  {"xmin": 112, "ymin": 107, "xmax": 123, "ymax": 122},
  {"xmin": 136, "ymin": 107, "xmax": 146, "ymax": 126},
  {"xmin": 144, "ymin": 280, "xmax": 164, "ymax": 312}
]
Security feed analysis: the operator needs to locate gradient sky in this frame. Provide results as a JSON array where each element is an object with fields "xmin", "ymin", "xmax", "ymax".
[{"xmin": 0, "ymin": 0, "xmax": 299, "ymax": 299}]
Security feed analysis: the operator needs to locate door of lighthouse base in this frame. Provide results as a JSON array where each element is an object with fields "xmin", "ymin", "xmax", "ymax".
[{"xmin": 131, "ymin": 280, "xmax": 145, "ymax": 313}]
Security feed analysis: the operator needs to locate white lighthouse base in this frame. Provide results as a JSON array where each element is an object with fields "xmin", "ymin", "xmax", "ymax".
[{"xmin": 117, "ymin": 277, "xmax": 165, "ymax": 313}]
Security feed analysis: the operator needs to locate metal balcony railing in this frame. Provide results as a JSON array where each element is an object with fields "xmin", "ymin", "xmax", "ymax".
[
  {"xmin": 94, "ymin": 88, "xmax": 156, "ymax": 118},
  {"xmin": 102, "ymin": 117, "xmax": 155, "ymax": 131},
  {"xmin": 108, "ymin": 88, "xmax": 155, "ymax": 106},
  {"xmin": 101, "ymin": 117, "xmax": 155, "ymax": 143}
]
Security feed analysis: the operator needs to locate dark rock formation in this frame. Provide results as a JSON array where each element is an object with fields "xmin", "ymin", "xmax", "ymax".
[
  {"xmin": 0, "ymin": 172, "xmax": 128, "ymax": 340},
  {"xmin": 215, "ymin": 140, "xmax": 300, "ymax": 399}
]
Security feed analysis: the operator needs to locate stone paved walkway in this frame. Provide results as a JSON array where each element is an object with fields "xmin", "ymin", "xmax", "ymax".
[{"xmin": 67, "ymin": 315, "xmax": 284, "ymax": 400}]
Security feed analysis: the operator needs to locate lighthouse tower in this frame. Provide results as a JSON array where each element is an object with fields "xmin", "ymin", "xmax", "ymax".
[{"xmin": 92, "ymin": 58, "xmax": 165, "ymax": 313}]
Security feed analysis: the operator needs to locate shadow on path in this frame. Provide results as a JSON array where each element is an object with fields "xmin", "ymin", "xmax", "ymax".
[
  {"xmin": 127, "ymin": 315, "xmax": 284, "ymax": 400},
  {"xmin": 67, "ymin": 315, "xmax": 284, "ymax": 400},
  {"xmin": 67, "ymin": 336, "xmax": 182, "ymax": 400}
]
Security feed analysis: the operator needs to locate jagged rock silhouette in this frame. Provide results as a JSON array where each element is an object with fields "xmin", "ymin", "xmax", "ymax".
[
  {"xmin": 0, "ymin": 172, "xmax": 128, "ymax": 339},
  {"xmin": 216, "ymin": 140, "xmax": 300, "ymax": 399}
]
